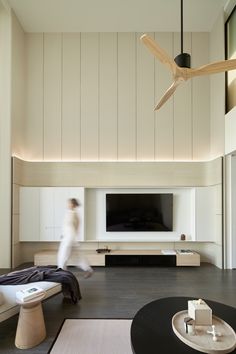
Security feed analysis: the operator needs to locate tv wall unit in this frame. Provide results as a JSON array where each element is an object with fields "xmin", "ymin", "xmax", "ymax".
[{"xmin": 12, "ymin": 157, "xmax": 222, "ymax": 268}]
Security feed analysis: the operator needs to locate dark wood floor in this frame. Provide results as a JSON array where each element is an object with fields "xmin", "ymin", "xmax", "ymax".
[{"xmin": 0, "ymin": 263, "xmax": 235, "ymax": 353}]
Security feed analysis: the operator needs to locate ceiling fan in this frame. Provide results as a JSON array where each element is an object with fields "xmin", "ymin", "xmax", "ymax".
[{"xmin": 140, "ymin": 0, "xmax": 236, "ymax": 111}]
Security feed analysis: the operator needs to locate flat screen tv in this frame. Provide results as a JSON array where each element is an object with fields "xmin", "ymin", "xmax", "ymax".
[{"xmin": 106, "ymin": 193, "xmax": 173, "ymax": 232}]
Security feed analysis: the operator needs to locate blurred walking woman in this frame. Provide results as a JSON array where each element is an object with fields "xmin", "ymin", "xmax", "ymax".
[{"xmin": 57, "ymin": 198, "xmax": 93, "ymax": 278}]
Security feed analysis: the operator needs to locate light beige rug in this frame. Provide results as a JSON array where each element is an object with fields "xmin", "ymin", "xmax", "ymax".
[{"xmin": 49, "ymin": 319, "xmax": 133, "ymax": 354}]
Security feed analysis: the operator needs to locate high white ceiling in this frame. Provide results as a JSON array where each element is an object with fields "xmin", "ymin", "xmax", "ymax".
[{"xmin": 8, "ymin": 0, "xmax": 228, "ymax": 33}]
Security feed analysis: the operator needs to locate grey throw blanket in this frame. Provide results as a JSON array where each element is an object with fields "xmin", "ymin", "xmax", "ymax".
[{"xmin": 0, "ymin": 266, "xmax": 82, "ymax": 304}]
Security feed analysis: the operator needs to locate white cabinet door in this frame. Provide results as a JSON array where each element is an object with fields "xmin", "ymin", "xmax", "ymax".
[
  {"xmin": 40, "ymin": 187, "xmax": 85, "ymax": 241},
  {"xmin": 68, "ymin": 187, "xmax": 85, "ymax": 241},
  {"xmin": 54, "ymin": 188, "xmax": 68, "ymax": 241},
  {"xmin": 19, "ymin": 187, "xmax": 40, "ymax": 241},
  {"xmin": 40, "ymin": 187, "xmax": 54, "ymax": 241},
  {"xmin": 20, "ymin": 187, "xmax": 85, "ymax": 242},
  {"xmin": 195, "ymin": 187, "xmax": 216, "ymax": 242}
]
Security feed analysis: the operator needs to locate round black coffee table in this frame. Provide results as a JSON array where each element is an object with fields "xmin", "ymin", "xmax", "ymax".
[{"xmin": 131, "ymin": 297, "xmax": 236, "ymax": 354}]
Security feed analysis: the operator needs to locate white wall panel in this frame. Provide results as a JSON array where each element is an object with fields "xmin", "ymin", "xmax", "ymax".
[
  {"xmin": 154, "ymin": 32, "xmax": 174, "ymax": 160},
  {"xmin": 54, "ymin": 188, "xmax": 68, "ymax": 229},
  {"xmin": 21, "ymin": 32, "xmax": 212, "ymax": 162},
  {"xmin": 0, "ymin": 3, "xmax": 11, "ymax": 267},
  {"xmin": 11, "ymin": 12, "xmax": 25, "ymax": 158},
  {"xmin": 117, "ymin": 33, "xmax": 136, "ymax": 160},
  {"xmin": 192, "ymin": 33, "xmax": 210, "ymax": 160},
  {"xmin": 81, "ymin": 33, "xmax": 99, "ymax": 160},
  {"xmin": 44, "ymin": 33, "xmax": 62, "ymax": 160},
  {"xmin": 195, "ymin": 186, "xmax": 220, "ymax": 241},
  {"xmin": 25, "ymin": 34, "xmax": 43, "ymax": 160},
  {"xmin": 11, "ymin": 11, "xmax": 24, "ymax": 267},
  {"xmin": 210, "ymin": 13, "xmax": 225, "ymax": 158},
  {"xmin": 99, "ymin": 33, "xmax": 118, "ymax": 160},
  {"xmin": 173, "ymin": 32, "xmax": 192, "ymax": 160},
  {"xmin": 136, "ymin": 32, "xmax": 155, "ymax": 160},
  {"xmin": 62, "ymin": 34, "xmax": 81, "ymax": 160},
  {"xmin": 40, "ymin": 187, "xmax": 54, "ymax": 240}
]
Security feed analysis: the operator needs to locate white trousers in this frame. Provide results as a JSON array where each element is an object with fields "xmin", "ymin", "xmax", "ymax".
[{"xmin": 57, "ymin": 237, "xmax": 92, "ymax": 272}]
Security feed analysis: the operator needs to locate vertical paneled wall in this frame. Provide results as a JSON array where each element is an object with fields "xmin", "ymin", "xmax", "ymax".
[
  {"xmin": 117, "ymin": 33, "xmax": 136, "ymax": 160},
  {"xmin": 11, "ymin": 12, "xmax": 25, "ymax": 157},
  {"xmin": 173, "ymin": 32, "xmax": 192, "ymax": 160},
  {"xmin": 81, "ymin": 33, "xmax": 99, "ymax": 160},
  {"xmin": 25, "ymin": 33, "xmax": 43, "ymax": 159},
  {"xmin": 137, "ymin": 32, "xmax": 155, "ymax": 160},
  {"xmin": 21, "ymin": 32, "xmax": 211, "ymax": 161},
  {"xmin": 154, "ymin": 33, "xmax": 174, "ymax": 160},
  {"xmin": 210, "ymin": 13, "xmax": 225, "ymax": 158},
  {"xmin": 62, "ymin": 34, "xmax": 81, "ymax": 160},
  {"xmin": 44, "ymin": 34, "xmax": 62, "ymax": 160},
  {"xmin": 192, "ymin": 33, "xmax": 210, "ymax": 160},
  {"xmin": 11, "ymin": 12, "xmax": 25, "ymax": 268},
  {"xmin": 0, "ymin": 1, "xmax": 11, "ymax": 267}
]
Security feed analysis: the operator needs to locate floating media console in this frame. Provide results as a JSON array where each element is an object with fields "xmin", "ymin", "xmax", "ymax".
[{"xmin": 34, "ymin": 250, "xmax": 200, "ymax": 267}]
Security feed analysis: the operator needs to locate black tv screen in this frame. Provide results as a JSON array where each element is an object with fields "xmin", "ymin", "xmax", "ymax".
[{"xmin": 106, "ymin": 193, "xmax": 173, "ymax": 232}]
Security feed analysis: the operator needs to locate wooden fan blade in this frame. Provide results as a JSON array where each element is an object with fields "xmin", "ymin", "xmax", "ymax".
[
  {"xmin": 155, "ymin": 80, "xmax": 181, "ymax": 110},
  {"xmin": 186, "ymin": 59, "xmax": 236, "ymax": 78},
  {"xmin": 140, "ymin": 34, "xmax": 177, "ymax": 74}
]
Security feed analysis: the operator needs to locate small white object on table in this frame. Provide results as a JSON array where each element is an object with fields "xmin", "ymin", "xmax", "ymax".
[{"xmin": 188, "ymin": 299, "xmax": 212, "ymax": 326}]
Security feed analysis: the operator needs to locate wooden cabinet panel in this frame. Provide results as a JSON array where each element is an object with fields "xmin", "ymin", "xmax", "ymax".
[{"xmin": 176, "ymin": 252, "xmax": 200, "ymax": 266}]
